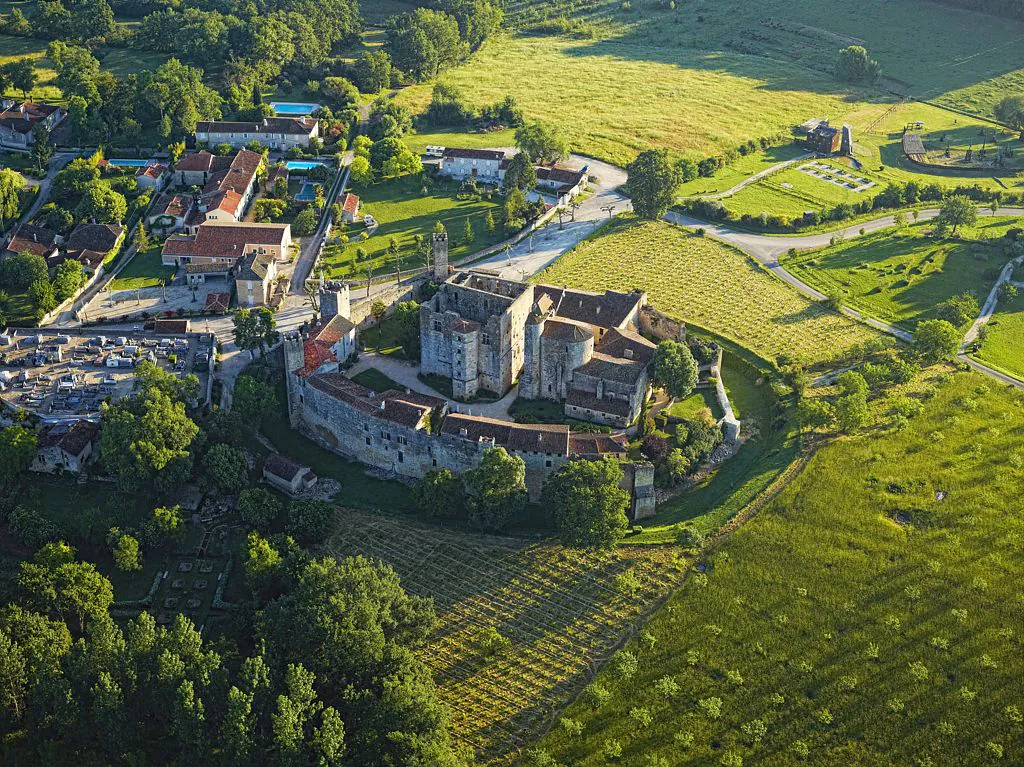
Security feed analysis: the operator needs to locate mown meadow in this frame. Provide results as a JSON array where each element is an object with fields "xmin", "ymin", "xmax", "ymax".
[{"xmin": 532, "ymin": 371, "xmax": 1024, "ymax": 767}]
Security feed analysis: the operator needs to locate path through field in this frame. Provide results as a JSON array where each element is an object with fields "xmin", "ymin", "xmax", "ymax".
[{"xmin": 327, "ymin": 510, "xmax": 686, "ymax": 765}]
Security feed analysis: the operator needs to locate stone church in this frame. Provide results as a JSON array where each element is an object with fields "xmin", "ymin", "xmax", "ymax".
[{"xmin": 419, "ymin": 234, "xmax": 654, "ymax": 427}]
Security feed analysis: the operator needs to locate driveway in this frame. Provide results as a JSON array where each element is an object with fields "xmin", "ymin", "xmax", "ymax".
[{"xmin": 288, "ymin": 159, "xmax": 351, "ymax": 294}]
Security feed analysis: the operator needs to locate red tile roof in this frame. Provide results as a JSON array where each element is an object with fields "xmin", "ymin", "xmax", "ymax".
[
  {"xmin": 568, "ymin": 431, "xmax": 629, "ymax": 457},
  {"xmin": 5, "ymin": 223, "xmax": 59, "ymax": 258},
  {"xmin": 204, "ymin": 292, "xmax": 231, "ymax": 313},
  {"xmin": 441, "ymin": 413, "xmax": 570, "ymax": 455},
  {"xmin": 341, "ymin": 192, "xmax": 360, "ymax": 215},
  {"xmin": 162, "ymin": 223, "xmax": 289, "ymax": 260},
  {"xmin": 295, "ymin": 315, "xmax": 355, "ymax": 376}
]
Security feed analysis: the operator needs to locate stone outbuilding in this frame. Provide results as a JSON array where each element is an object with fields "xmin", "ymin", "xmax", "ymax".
[
  {"xmin": 263, "ymin": 453, "xmax": 318, "ymax": 496},
  {"xmin": 30, "ymin": 419, "xmax": 100, "ymax": 474}
]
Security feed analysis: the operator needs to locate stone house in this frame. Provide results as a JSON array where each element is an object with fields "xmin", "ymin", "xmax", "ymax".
[
  {"xmin": 147, "ymin": 193, "xmax": 191, "ymax": 234},
  {"xmin": 439, "ymin": 148, "xmax": 507, "ymax": 183},
  {"xmin": 235, "ymin": 250, "xmax": 277, "ymax": 307},
  {"xmin": 30, "ymin": 419, "xmax": 99, "ymax": 474},
  {"xmin": 534, "ymin": 165, "xmax": 588, "ymax": 205},
  {"xmin": 195, "ymin": 117, "xmax": 319, "ymax": 150},
  {"xmin": 161, "ymin": 222, "xmax": 291, "ymax": 267},
  {"xmin": 339, "ymin": 192, "xmax": 360, "ymax": 223},
  {"xmin": 64, "ymin": 223, "xmax": 124, "ymax": 274},
  {"xmin": 0, "ymin": 101, "xmax": 65, "ymax": 148},
  {"xmin": 292, "ymin": 285, "xmax": 357, "ymax": 375},
  {"xmin": 3, "ymin": 223, "xmax": 61, "ymax": 264},
  {"xmin": 263, "ymin": 453, "xmax": 317, "ymax": 496},
  {"xmin": 134, "ymin": 163, "xmax": 169, "ymax": 192}
]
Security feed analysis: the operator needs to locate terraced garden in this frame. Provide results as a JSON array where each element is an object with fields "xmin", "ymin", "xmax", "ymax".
[
  {"xmin": 326, "ymin": 510, "xmax": 687, "ymax": 764},
  {"xmin": 781, "ymin": 220, "xmax": 1020, "ymax": 330},
  {"xmin": 534, "ymin": 372, "xmax": 1024, "ymax": 766},
  {"xmin": 534, "ymin": 218, "xmax": 885, "ymax": 365}
]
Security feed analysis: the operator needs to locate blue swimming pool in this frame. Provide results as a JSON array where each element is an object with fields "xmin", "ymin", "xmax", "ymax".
[
  {"xmin": 294, "ymin": 182, "xmax": 317, "ymax": 202},
  {"xmin": 271, "ymin": 102, "xmax": 320, "ymax": 115},
  {"xmin": 286, "ymin": 160, "xmax": 326, "ymax": 171},
  {"xmin": 108, "ymin": 159, "xmax": 153, "ymax": 167}
]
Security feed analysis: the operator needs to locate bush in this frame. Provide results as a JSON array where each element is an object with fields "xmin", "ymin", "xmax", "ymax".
[{"xmin": 936, "ymin": 292, "xmax": 980, "ymax": 327}]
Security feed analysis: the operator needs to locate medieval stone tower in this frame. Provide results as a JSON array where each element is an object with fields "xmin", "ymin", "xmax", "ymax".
[
  {"xmin": 432, "ymin": 232, "xmax": 449, "ymax": 282},
  {"xmin": 520, "ymin": 313, "xmax": 544, "ymax": 399},
  {"xmin": 319, "ymin": 282, "xmax": 351, "ymax": 321},
  {"xmin": 281, "ymin": 332, "xmax": 306, "ymax": 428}
]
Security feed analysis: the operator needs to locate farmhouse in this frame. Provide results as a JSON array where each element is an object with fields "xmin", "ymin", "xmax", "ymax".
[
  {"xmin": 3, "ymin": 223, "xmax": 60, "ymax": 263},
  {"xmin": 161, "ymin": 222, "xmax": 291, "ymax": 267},
  {"xmin": 534, "ymin": 165, "xmax": 588, "ymax": 205},
  {"xmin": 134, "ymin": 163, "xmax": 169, "ymax": 191},
  {"xmin": 64, "ymin": 223, "xmax": 125, "ymax": 273},
  {"xmin": 235, "ymin": 250, "xmax": 278, "ymax": 307},
  {"xmin": 0, "ymin": 101, "xmax": 65, "ymax": 148},
  {"xmin": 195, "ymin": 117, "xmax": 320, "ymax": 150},
  {"xmin": 439, "ymin": 148, "xmax": 507, "ymax": 182},
  {"xmin": 803, "ymin": 120, "xmax": 841, "ymax": 154},
  {"xmin": 30, "ymin": 419, "xmax": 100, "ymax": 474}
]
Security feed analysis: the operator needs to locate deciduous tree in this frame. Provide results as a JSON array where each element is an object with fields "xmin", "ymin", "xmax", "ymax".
[
  {"xmin": 463, "ymin": 447, "xmax": 528, "ymax": 531},
  {"xmin": 542, "ymin": 459, "xmax": 630, "ymax": 548},
  {"xmin": 651, "ymin": 339, "xmax": 698, "ymax": 399},
  {"xmin": 627, "ymin": 149, "xmax": 682, "ymax": 220}
]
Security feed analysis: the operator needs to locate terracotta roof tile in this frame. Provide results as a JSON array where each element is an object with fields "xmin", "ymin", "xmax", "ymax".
[{"xmin": 440, "ymin": 413, "xmax": 570, "ymax": 455}]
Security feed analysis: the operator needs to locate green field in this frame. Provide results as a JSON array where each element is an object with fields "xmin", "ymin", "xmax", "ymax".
[
  {"xmin": 973, "ymin": 289, "xmax": 1024, "ymax": 380},
  {"xmin": 534, "ymin": 218, "xmax": 885, "ymax": 366},
  {"xmin": 676, "ymin": 144, "xmax": 810, "ymax": 198},
  {"xmin": 665, "ymin": 388, "xmax": 722, "ymax": 421},
  {"xmin": 781, "ymin": 220, "xmax": 1019, "ymax": 330},
  {"xmin": 321, "ymin": 175, "xmax": 505, "ymax": 280},
  {"xmin": 402, "ymin": 127, "xmax": 517, "ymax": 155},
  {"xmin": 108, "ymin": 245, "xmax": 176, "ymax": 290},
  {"xmin": 534, "ymin": 371, "xmax": 1024, "ymax": 767}
]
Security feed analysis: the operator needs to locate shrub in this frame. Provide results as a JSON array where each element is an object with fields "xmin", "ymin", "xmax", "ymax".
[{"xmin": 936, "ymin": 292, "xmax": 980, "ymax": 327}]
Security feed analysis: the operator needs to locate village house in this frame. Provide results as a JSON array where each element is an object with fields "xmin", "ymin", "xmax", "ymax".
[
  {"xmin": 339, "ymin": 192, "xmax": 360, "ymax": 223},
  {"xmin": 30, "ymin": 419, "xmax": 100, "ymax": 475},
  {"xmin": 235, "ymin": 250, "xmax": 278, "ymax": 307},
  {"xmin": 2, "ymin": 223, "xmax": 61, "ymax": 264},
  {"xmin": 195, "ymin": 117, "xmax": 319, "ymax": 150},
  {"xmin": 291, "ymin": 284, "xmax": 358, "ymax": 376},
  {"xmin": 263, "ymin": 453, "xmax": 318, "ymax": 496},
  {"xmin": 64, "ymin": 223, "xmax": 125, "ymax": 273},
  {"xmin": 134, "ymin": 163, "xmax": 170, "ymax": 192},
  {"xmin": 534, "ymin": 165, "xmax": 588, "ymax": 205},
  {"xmin": 147, "ymin": 193, "xmax": 191, "ymax": 234},
  {"xmin": 161, "ymin": 222, "xmax": 291, "ymax": 267},
  {"xmin": 439, "ymin": 148, "xmax": 507, "ymax": 183},
  {"xmin": 0, "ymin": 100, "xmax": 65, "ymax": 148}
]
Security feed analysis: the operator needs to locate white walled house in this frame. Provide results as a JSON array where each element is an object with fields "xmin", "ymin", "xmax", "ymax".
[
  {"xmin": 439, "ymin": 148, "xmax": 507, "ymax": 183},
  {"xmin": 195, "ymin": 117, "xmax": 319, "ymax": 150}
]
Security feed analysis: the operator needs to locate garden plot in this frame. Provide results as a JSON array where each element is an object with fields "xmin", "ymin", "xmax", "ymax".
[
  {"xmin": 327, "ymin": 510, "xmax": 685, "ymax": 764},
  {"xmin": 535, "ymin": 218, "xmax": 885, "ymax": 366},
  {"xmin": 799, "ymin": 161, "xmax": 876, "ymax": 193}
]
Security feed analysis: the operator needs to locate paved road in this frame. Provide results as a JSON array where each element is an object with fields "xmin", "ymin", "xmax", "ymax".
[
  {"xmin": 471, "ymin": 155, "xmax": 629, "ymax": 280},
  {"xmin": 18, "ymin": 151, "xmax": 76, "ymax": 225},
  {"xmin": 668, "ymin": 207, "xmax": 1024, "ymax": 264},
  {"xmin": 288, "ymin": 160, "xmax": 351, "ymax": 294}
]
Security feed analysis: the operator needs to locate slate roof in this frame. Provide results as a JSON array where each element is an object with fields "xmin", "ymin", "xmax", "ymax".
[
  {"xmin": 235, "ymin": 251, "xmax": 274, "ymax": 282},
  {"xmin": 306, "ymin": 372, "xmax": 441, "ymax": 428},
  {"xmin": 568, "ymin": 431, "xmax": 629, "ymax": 457},
  {"xmin": 541, "ymin": 318, "xmax": 592, "ymax": 343},
  {"xmin": 196, "ymin": 117, "xmax": 317, "ymax": 136},
  {"xmin": 441, "ymin": 413, "xmax": 570, "ymax": 456},
  {"xmin": 565, "ymin": 389, "xmax": 634, "ymax": 417},
  {"xmin": 595, "ymin": 327, "xmax": 656, "ymax": 364},
  {"xmin": 573, "ymin": 352, "xmax": 649, "ymax": 385},
  {"xmin": 37, "ymin": 419, "xmax": 99, "ymax": 457},
  {"xmin": 534, "ymin": 285, "xmax": 642, "ymax": 329},
  {"xmin": 264, "ymin": 453, "xmax": 307, "ymax": 483},
  {"xmin": 5, "ymin": 223, "xmax": 58, "ymax": 258}
]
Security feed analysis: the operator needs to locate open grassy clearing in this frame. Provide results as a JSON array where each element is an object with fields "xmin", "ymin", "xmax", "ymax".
[
  {"xmin": 325, "ymin": 508, "xmax": 687, "ymax": 764},
  {"xmin": 402, "ymin": 127, "xmax": 517, "ymax": 156},
  {"xmin": 665, "ymin": 388, "xmax": 722, "ymax": 421},
  {"xmin": 108, "ymin": 245, "xmax": 176, "ymax": 290},
  {"xmin": 534, "ymin": 217, "xmax": 885, "ymax": 366},
  {"xmin": 676, "ymin": 144, "xmax": 810, "ymax": 198},
  {"xmin": 973, "ymin": 290, "xmax": 1024, "ymax": 381},
  {"xmin": 535, "ymin": 371, "xmax": 1024, "ymax": 767},
  {"xmin": 321, "ymin": 175, "xmax": 504, "ymax": 280},
  {"xmin": 394, "ymin": 34, "xmax": 876, "ymax": 166},
  {"xmin": 504, "ymin": 0, "xmax": 1024, "ymax": 112},
  {"xmin": 780, "ymin": 219, "xmax": 1020, "ymax": 330},
  {"xmin": 0, "ymin": 33, "xmax": 61, "ymax": 102},
  {"xmin": 349, "ymin": 366, "xmax": 402, "ymax": 393}
]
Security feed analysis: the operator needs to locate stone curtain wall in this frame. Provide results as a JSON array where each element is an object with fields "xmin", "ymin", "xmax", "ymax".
[{"xmin": 638, "ymin": 305, "xmax": 686, "ymax": 343}]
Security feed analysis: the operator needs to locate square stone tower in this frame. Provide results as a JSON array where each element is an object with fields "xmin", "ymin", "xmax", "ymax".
[
  {"xmin": 432, "ymin": 232, "xmax": 449, "ymax": 282},
  {"xmin": 320, "ymin": 283, "xmax": 351, "ymax": 321}
]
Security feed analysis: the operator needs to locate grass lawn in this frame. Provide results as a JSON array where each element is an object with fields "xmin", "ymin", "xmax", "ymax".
[
  {"xmin": 108, "ymin": 245, "xmax": 177, "ymax": 290},
  {"xmin": 325, "ymin": 508, "xmax": 687, "ymax": 762},
  {"xmin": 402, "ymin": 127, "xmax": 517, "ymax": 156},
  {"xmin": 665, "ymin": 387, "xmax": 722, "ymax": 421},
  {"xmin": 261, "ymin": 378, "xmax": 417, "ymax": 513},
  {"xmin": 362, "ymin": 313, "xmax": 409, "ymax": 358},
  {"xmin": 534, "ymin": 372, "xmax": 1024, "ymax": 766},
  {"xmin": 394, "ymin": 34, "xmax": 877, "ymax": 166},
  {"xmin": 0, "ymin": 33, "xmax": 61, "ymax": 103},
  {"xmin": 973, "ymin": 290, "xmax": 1024, "ymax": 381},
  {"xmin": 676, "ymin": 144, "xmax": 810, "ymax": 198},
  {"xmin": 781, "ymin": 220, "xmax": 1018, "ymax": 330},
  {"xmin": 535, "ymin": 217, "xmax": 885, "ymax": 367},
  {"xmin": 321, "ymin": 175, "xmax": 505, "ymax": 280},
  {"xmin": 350, "ymin": 367, "xmax": 401, "ymax": 393}
]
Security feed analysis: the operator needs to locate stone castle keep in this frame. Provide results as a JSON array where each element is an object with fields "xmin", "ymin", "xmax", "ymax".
[
  {"xmin": 280, "ymin": 236, "xmax": 660, "ymax": 519},
  {"xmin": 419, "ymin": 234, "xmax": 654, "ymax": 427}
]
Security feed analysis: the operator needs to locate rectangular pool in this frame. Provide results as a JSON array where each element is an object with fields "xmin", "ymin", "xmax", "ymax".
[
  {"xmin": 294, "ymin": 182, "xmax": 317, "ymax": 202},
  {"xmin": 108, "ymin": 159, "xmax": 153, "ymax": 167},
  {"xmin": 271, "ymin": 102, "xmax": 320, "ymax": 115},
  {"xmin": 286, "ymin": 160, "xmax": 326, "ymax": 171}
]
